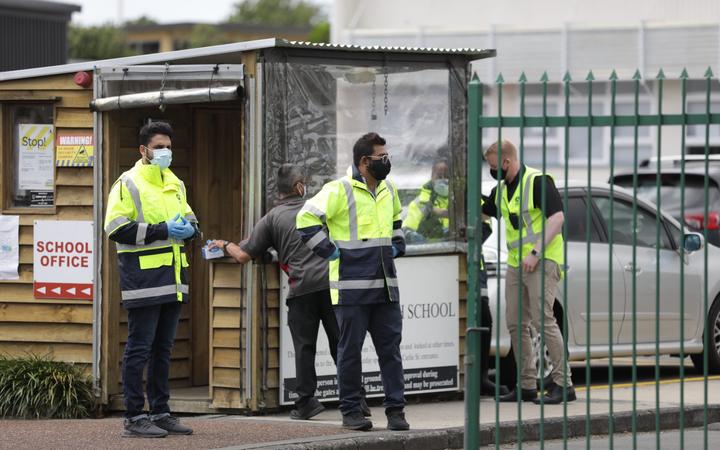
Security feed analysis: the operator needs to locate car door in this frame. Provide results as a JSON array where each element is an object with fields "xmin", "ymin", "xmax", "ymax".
[
  {"xmin": 561, "ymin": 192, "xmax": 626, "ymax": 346},
  {"xmin": 593, "ymin": 194, "xmax": 699, "ymax": 344}
]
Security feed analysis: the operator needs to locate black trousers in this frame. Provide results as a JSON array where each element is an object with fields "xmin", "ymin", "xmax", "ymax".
[
  {"xmin": 480, "ymin": 296, "xmax": 493, "ymax": 376},
  {"xmin": 122, "ymin": 301, "xmax": 182, "ymax": 419},
  {"xmin": 287, "ymin": 289, "xmax": 340, "ymax": 407},
  {"xmin": 334, "ymin": 302, "xmax": 405, "ymax": 416}
]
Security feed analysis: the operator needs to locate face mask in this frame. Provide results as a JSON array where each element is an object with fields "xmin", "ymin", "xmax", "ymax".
[
  {"xmin": 149, "ymin": 148, "xmax": 172, "ymax": 170},
  {"xmin": 433, "ymin": 179, "xmax": 450, "ymax": 197},
  {"xmin": 489, "ymin": 162, "xmax": 507, "ymax": 181},
  {"xmin": 368, "ymin": 158, "xmax": 392, "ymax": 181}
]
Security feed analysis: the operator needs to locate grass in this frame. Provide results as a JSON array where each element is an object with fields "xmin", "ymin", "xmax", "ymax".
[{"xmin": 0, "ymin": 354, "xmax": 95, "ymax": 419}]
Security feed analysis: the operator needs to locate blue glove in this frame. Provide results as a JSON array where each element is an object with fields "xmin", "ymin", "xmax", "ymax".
[
  {"xmin": 175, "ymin": 219, "xmax": 196, "ymax": 240},
  {"xmin": 392, "ymin": 245, "xmax": 399, "ymax": 258},
  {"xmin": 328, "ymin": 246, "xmax": 340, "ymax": 261},
  {"xmin": 166, "ymin": 214, "xmax": 185, "ymax": 238}
]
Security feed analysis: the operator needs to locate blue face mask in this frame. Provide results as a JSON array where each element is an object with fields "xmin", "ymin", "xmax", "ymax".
[
  {"xmin": 433, "ymin": 178, "xmax": 450, "ymax": 197},
  {"xmin": 149, "ymin": 148, "xmax": 172, "ymax": 170}
]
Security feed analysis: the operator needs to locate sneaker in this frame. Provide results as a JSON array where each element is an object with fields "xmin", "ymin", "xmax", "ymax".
[
  {"xmin": 532, "ymin": 385, "xmax": 577, "ymax": 405},
  {"xmin": 498, "ymin": 388, "xmax": 538, "ymax": 402},
  {"xmin": 386, "ymin": 409, "xmax": 410, "ymax": 431},
  {"xmin": 360, "ymin": 396, "xmax": 372, "ymax": 417},
  {"xmin": 151, "ymin": 414, "xmax": 193, "ymax": 435},
  {"xmin": 289, "ymin": 397, "xmax": 325, "ymax": 420},
  {"xmin": 342, "ymin": 411, "xmax": 373, "ymax": 431},
  {"xmin": 122, "ymin": 416, "xmax": 168, "ymax": 438}
]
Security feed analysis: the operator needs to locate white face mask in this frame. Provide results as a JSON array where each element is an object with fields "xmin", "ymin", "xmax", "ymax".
[{"xmin": 433, "ymin": 178, "xmax": 450, "ymax": 197}]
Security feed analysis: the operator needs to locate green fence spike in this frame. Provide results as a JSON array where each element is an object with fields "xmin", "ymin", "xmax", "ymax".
[
  {"xmin": 563, "ymin": 71, "xmax": 572, "ymax": 82},
  {"xmin": 704, "ymin": 66, "xmax": 714, "ymax": 78},
  {"xmin": 586, "ymin": 70, "xmax": 595, "ymax": 81},
  {"xmin": 656, "ymin": 68, "xmax": 666, "ymax": 80},
  {"xmin": 471, "ymin": 72, "xmax": 480, "ymax": 82},
  {"xmin": 680, "ymin": 68, "xmax": 690, "ymax": 79},
  {"xmin": 609, "ymin": 70, "xmax": 618, "ymax": 81},
  {"xmin": 519, "ymin": 72, "xmax": 528, "ymax": 83},
  {"xmin": 633, "ymin": 69, "xmax": 642, "ymax": 80},
  {"xmin": 540, "ymin": 71, "xmax": 549, "ymax": 83},
  {"xmin": 496, "ymin": 73, "xmax": 505, "ymax": 84}
]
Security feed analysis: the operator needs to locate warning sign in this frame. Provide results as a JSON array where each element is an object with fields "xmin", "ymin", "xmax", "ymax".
[
  {"xmin": 56, "ymin": 131, "xmax": 94, "ymax": 167},
  {"xmin": 18, "ymin": 124, "xmax": 54, "ymax": 190},
  {"xmin": 33, "ymin": 220, "xmax": 94, "ymax": 301}
]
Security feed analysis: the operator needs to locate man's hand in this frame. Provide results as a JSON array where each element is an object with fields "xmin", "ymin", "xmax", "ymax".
[
  {"xmin": 522, "ymin": 253, "xmax": 540, "ymax": 272},
  {"xmin": 433, "ymin": 207, "xmax": 449, "ymax": 218},
  {"xmin": 208, "ymin": 239, "xmax": 227, "ymax": 252}
]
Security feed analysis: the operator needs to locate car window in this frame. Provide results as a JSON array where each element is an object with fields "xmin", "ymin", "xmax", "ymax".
[
  {"xmin": 564, "ymin": 197, "xmax": 602, "ymax": 243},
  {"xmin": 594, "ymin": 197, "xmax": 673, "ymax": 249}
]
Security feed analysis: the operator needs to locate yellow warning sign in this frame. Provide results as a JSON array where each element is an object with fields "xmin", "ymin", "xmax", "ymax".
[
  {"xmin": 56, "ymin": 131, "xmax": 94, "ymax": 167},
  {"xmin": 18, "ymin": 124, "xmax": 54, "ymax": 191}
]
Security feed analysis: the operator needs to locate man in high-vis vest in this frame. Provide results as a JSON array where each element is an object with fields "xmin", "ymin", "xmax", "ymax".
[
  {"xmin": 481, "ymin": 139, "xmax": 575, "ymax": 405},
  {"xmin": 104, "ymin": 122, "xmax": 198, "ymax": 438},
  {"xmin": 296, "ymin": 132, "xmax": 409, "ymax": 432},
  {"xmin": 403, "ymin": 158, "xmax": 450, "ymax": 242}
]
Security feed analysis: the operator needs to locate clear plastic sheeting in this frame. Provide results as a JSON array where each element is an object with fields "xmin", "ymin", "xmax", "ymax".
[{"xmin": 263, "ymin": 56, "xmax": 468, "ymax": 252}]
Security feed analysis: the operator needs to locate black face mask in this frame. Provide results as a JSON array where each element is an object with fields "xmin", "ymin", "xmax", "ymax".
[
  {"xmin": 368, "ymin": 158, "xmax": 392, "ymax": 181},
  {"xmin": 489, "ymin": 164, "xmax": 508, "ymax": 181}
]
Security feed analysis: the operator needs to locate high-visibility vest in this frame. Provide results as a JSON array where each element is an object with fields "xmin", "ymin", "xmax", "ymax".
[
  {"xmin": 495, "ymin": 166, "xmax": 564, "ymax": 269},
  {"xmin": 403, "ymin": 182, "xmax": 450, "ymax": 238},
  {"xmin": 296, "ymin": 166, "xmax": 404, "ymax": 305},
  {"xmin": 104, "ymin": 160, "xmax": 197, "ymax": 307}
]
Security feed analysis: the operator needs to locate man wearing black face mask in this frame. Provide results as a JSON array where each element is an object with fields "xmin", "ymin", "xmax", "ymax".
[{"xmin": 297, "ymin": 132, "xmax": 408, "ymax": 432}]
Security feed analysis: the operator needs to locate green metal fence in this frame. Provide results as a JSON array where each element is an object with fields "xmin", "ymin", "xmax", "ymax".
[{"xmin": 465, "ymin": 67, "xmax": 720, "ymax": 449}]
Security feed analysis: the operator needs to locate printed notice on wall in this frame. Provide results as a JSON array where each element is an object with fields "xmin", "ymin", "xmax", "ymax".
[
  {"xmin": 0, "ymin": 215, "xmax": 19, "ymax": 280},
  {"xmin": 56, "ymin": 130, "xmax": 94, "ymax": 167},
  {"xmin": 18, "ymin": 124, "xmax": 54, "ymax": 191},
  {"xmin": 279, "ymin": 255, "xmax": 460, "ymax": 405}
]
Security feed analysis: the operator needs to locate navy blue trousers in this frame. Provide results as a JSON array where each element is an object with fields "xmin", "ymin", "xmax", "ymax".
[
  {"xmin": 122, "ymin": 301, "xmax": 182, "ymax": 418},
  {"xmin": 334, "ymin": 302, "xmax": 405, "ymax": 415}
]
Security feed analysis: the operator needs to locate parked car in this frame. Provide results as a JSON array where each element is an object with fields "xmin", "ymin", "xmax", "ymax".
[
  {"xmin": 611, "ymin": 155, "xmax": 720, "ymax": 247},
  {"xmin": 483, "ymin": 181, "xmax": 720, "ymax": 386}
]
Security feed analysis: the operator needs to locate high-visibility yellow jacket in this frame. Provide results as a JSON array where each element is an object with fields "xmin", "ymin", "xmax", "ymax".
[
  {"xmin": 296, "ymin": 165, "xmax": 405, "ymax": 305},
  {"xmin": 104, "ymin": 160, "xmax": 198, "ymax": 309},
  {"xmin": 495, "ymin": 165, "xmax": 564, "ymax": 269},
  {"xmin": 403, "ymin": 181, "xmax": 450, "ymax": 239}
]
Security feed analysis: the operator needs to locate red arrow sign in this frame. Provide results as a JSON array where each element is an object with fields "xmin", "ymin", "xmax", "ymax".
[{"xmin": 34, "ymin": 282, "xmax": 93, "ymax": 300}]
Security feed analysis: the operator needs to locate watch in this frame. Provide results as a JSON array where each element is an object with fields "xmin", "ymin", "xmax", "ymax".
[
  {"xmin": 531, "ymin": 248, "xmax": 539, "ymax": 257},
  {"xmin": 223, "ymin": 240, "xmax": 231, "ymax": 249}
]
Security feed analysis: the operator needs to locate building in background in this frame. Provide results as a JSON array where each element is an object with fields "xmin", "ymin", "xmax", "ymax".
[
  {"xmin": 331, "ymin": 0, "xmax": 720, "ymax": 179},
  {"xmin": 124, "ymin": 22, "xmax": 312, "ymax": 54},
  {"xmin": 0, "ymin": 0, "xmax": 80, "ymax": 71}
]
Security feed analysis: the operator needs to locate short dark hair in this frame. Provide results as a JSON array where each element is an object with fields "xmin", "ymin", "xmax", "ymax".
[
  {"xmin": 353, "ymin": 132, "xmax": 386, "ymax": 167},
  {"xmin": 139, "ymin": 121, "xmax": 173, "ymax": 146},
  {"xmin": 277, "ymin": 164, "xmax": 306, "ymax": 195}
]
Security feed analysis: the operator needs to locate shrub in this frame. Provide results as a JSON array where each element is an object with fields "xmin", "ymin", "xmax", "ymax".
[{"xmin": 0, "ymin": 354, "xmax": 95, "ymax": 419}]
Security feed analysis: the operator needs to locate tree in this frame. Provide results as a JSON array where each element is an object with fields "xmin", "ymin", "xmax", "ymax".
[
  {"xmin": 308, "ymin": 21, "xmax": 330, "ymax": 43},
  {"xmin": 228, "ymin": 0, "xmax": 325, "ymax": 27},
  {"xmin": 124, "ymin": 16, "xmax": 158, "ymax": 27},
  {"xmin": 189, "ymin": 24, "xmax": 230, "ymax": 48},
  {"xmin": 68, "ymin": 25, "xmax": 135, "ymax": 61}
]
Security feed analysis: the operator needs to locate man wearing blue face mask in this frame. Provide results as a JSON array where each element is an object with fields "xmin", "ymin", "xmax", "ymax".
[
  {"xmin": 104, "ymin": 121, "xmax": 199, "ymax": 438},
  {"xmin": 403, "ymin": 159, "xmax": 451, "ymax": 242}
]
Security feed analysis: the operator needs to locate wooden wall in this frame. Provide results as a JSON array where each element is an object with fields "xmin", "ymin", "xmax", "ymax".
[{"xmin": 0, "ymin": 75, "xmax": 94, "ymax": 371}]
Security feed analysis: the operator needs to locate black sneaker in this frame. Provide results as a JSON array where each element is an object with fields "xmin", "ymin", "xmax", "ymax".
[
  {"xmin": 122, "ymin": 416, "xmax": 168, "ymax": 438},
  {"xmin": 290, "ymin": 397, "xmax": 325, "ymax": 420},
  {"xmin": 151, "ymin": 414, "xmax": 193, "ymax": 435},
  {"xmin": 342, "ymin": 412, "xmax": 373, "ymax": 431},
  {"xmin": 386, "ymin": 410, "xmax": 410, "ymax": 431},
  {"xmin": 533, "ymin": 385, "xmax": 577, "ymax": 405},
  {"xmin": 360, "ymin": 396, "xmax": 372, "ymax": 417},
  {"xmin": 498, "ymin": 388, "xmax": 538, "ymax": 402}
]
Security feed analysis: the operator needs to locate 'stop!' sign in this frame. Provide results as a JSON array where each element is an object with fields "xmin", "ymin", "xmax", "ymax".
[{"xmin": 33, "ymin": 220, "xmax": 94, "ymax": 300}]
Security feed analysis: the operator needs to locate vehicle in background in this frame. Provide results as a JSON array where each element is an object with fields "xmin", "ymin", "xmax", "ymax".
[{"xmin": 611, "ymin": 155, "xmax": 720, "ymax": 247}]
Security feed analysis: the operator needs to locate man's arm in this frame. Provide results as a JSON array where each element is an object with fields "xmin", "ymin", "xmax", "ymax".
[
  {"xmin": 390, "ymin": 180, "xmax": 406, "ymax": 257},
  {"xmin": 209, "ymin": 215, "xmax": 274, "ymax": 264},
  {"xmin": 523, "ymin": 175, "xmax": 565, "ymax": 272},
  {"xmin": 296, "ymin": 182, "xmax": 339, "ymax": 259},
  {"xmin": 104, "ymin": 179, "xmax": 168, "ymax": 245},
  {"xmin": 481, "ymin": 186, "xmax": 498, "ymax": 221}
]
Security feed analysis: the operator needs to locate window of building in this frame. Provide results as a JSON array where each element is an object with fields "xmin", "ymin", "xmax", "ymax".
[
  {"xmin": 521, "ymin": 101, "xmax": 561, "ymax": 166},
  {"xmin": 613, "ymin": 100, "xmax": 654, "ymax": 167},
  {"xmin": 128, "ymin": 41, "xmax": 160, "ymax": 55},
  {"xmin": 2, "ymin": 103, "xmax": 55, "ymax": 209}
]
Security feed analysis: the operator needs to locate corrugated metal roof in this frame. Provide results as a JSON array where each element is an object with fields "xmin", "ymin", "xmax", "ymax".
[{"xmin": 0, "ymin": 38, "xmax": 495, "ymax": 82}]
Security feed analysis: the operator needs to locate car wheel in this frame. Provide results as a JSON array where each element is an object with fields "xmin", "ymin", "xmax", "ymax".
[
  {"xmin": 532, "ymin": 301, "xmax": 567, "ymax": 388},
  {"xmin": 691, "ymin": 295, "xmax": 720, "ymax": 374}
]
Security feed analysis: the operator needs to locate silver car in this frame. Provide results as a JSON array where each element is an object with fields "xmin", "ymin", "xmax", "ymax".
[{"xmin": 483, "ymin": 182, "xmax": 720, "ymax": 385}]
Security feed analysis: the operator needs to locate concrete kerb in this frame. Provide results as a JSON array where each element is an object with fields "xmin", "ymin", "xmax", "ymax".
[{"xmin": 219, "ymin": 404, "xmax": 720, "ymax": 449}]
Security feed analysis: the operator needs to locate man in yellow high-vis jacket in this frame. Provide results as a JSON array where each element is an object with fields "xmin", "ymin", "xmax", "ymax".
[
  {"xmin": 104, "ymin": 122, "xmax": 198, "ymax": 438},
  {"xmin": 482, "ymin": 139, "xmax": 574, "ymax": 405},
  {"xmin": 403, "ymin": 159, "xmax": 450, "ymax": 242},
  {"xmin": 297, "ymin": 132, "xmax": 409, "ymax": 432}
]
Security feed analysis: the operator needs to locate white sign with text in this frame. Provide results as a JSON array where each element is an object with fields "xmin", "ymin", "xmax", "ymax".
[{"xmin": 279, "ymin": 254, "xmax": 459, "ymax": 404}]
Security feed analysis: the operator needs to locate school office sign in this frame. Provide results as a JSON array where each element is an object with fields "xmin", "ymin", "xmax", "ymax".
[
  {"xmin": 33, "ymin": 220, "xmax": 94, "ymax": 300},
  {"xmin": 279, "ymin": 255, "xmax": 459, "ymax": 405}
]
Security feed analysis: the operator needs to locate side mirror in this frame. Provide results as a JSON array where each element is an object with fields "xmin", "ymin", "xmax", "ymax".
[{"xmin": 683, "ymin": 233, "xmax": 704, "ymax": 253}]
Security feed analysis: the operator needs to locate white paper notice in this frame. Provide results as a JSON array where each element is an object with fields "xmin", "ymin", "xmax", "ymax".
[
  {"xmin": 0, "ymin": 215, "xmax": 20, "ymax": 280},
  {"xmin": 18, "ymin": 124, "xmax": 54, "ymax": 191}
]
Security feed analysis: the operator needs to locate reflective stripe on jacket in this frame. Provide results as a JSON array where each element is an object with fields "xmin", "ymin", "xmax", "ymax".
[
  {"xmin": 495, "ymin": 165, "xmax": 564, "ymax": 269},
  {"xmin": 104, "ymin": 160, "xmax": 197, "ymax": 308},
  {"xmin": 296, "ymin": 165, "xmax": 405, "ymax": 305}
]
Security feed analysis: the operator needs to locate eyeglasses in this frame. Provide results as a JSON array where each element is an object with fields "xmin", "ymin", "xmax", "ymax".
[{"xmin": 367, "ymin": 154, "xmax": 391, "ymax": 164}]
